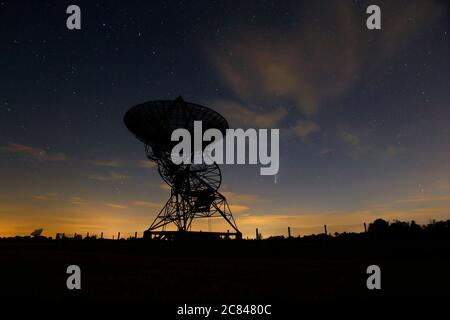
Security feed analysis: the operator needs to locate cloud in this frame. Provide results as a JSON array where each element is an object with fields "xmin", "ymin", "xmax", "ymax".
[
  {"xmin": 32, "ymin": 194, "xmax": 89, "ymax": 205},
  {"xmin": 210, "ymin": 2, "xmax": 359, "ymax": 115},
  {"xmin": 3, "ymin": 143, "xmax": 68, "ymax": 161},
  {"xmin": 339, "ymin": 129, "xmax": 409, "ymax": 160},
  {"xmin": 340, "ymin": 132, "xmax": 362, "ymax": 146},
  {"xmin": 286, "ymin": 120, "xmax": 320, "ymax": 138},
  {"xmin": 375, "ymin": 0, "xmax": 446, "ymax": 60},
  {"xmin": 137, "ymin": 160, "xmax": 157, "ymax": 169},
  {"xmin": 221, "ymin": 191, "xmax": 270, "ymax": 215},
  {"xmin": 393, "ymin": 195, "xmax": 450, "ymax": 205},
  {"xmin": 32, "ymin": 193, "xmax": 60, "ymax": 201},
  {"xmin": 146, "ymin": 188, "xmax": 265, "ymax": 214},
  {"xmin": 89, "ymin": 172, "xmax": 130, "ymax": 181},
  {"xmin": 46, "ymin": 192, "xmax": 61, "ymax": 197},
  {"xmin": 159, "ymin": 183, "xmax": 171, "ymax": 191},
  {"xmin": 70, "ymin": 197, "xmax": 86, "ymax": 205},
  {"xmin": 131, "ymin": 200, "xmax": 161, "ymax": 208},
  {"xmin": 338, "ymin": 130, "xmax": 374, "ymax": 160},
  {"xmin": 228, "ymin": 204, "xmax": 249, "ymax": 214},
  {"xmin": 386, "ymin": 145, "xmax": 407, "ymax": 158},
  {"xmin": 221, "ymin": 191, "xmax": 270, "ymax": 205},
  {"xmin": 436, "ymin": 182, "xmax": 450, "ymax": 190},
  {"xmin": 91, "ymin": 159, "xmax": 124, "ymax": 167},
  {"xmin": 106, "ymin": 203, "xmax": 127, "ymax": 209},
  {"xmin": 319, "ymin": 148, "xmax": 334, "ymax": 156},
  {"xmin": 212, "ymin": 100, "xmax": 287, "ymax": 128},
  {"xmin": 210, "ymin": 1, "xmax": 444, "ymax": 118}
]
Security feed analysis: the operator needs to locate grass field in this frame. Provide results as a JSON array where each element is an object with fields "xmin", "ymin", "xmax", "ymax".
[{"xmin": 1, "ymin": 234, "xmax": 449, "ymax": 304}]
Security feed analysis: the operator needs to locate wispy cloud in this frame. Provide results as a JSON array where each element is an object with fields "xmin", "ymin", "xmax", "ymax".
[
  {"xmin": 393, "ymin": 195, "xmax": 450, "ymax": 205},
  {"xmin": 212, "ymin": 100, "xmax": 287, "ymax": 128},
  {"xmin": 106, "ymin": 203, "xmax": 127, "ymax": 209},
  {"xmin": 319, "ymin": 148, "xmax": 334, "ymax": 156},
  {"xmin": 89, "ymin": 172, "xmax": 130, "ymax": 181},
  {"xmin": 210, "ymin": 2, "xmax": 360, "ymax": 116},
  {"xmin": 339, "ymin": 129, "xmax": 408, "ymax": 160},
  {"xmin": 338, "ymin": 129, "xmax": 374, "ymax": 160},
  {"xmin": 69, "ymin": 197, "xmax": 87, "ymax": 205},
  {"xmin": 386, "ymin": 145, "xmax": 407, "ymax": 158},
  {"xmin": 91, "ymin": 159, "xmax": 124, "ymax": 167},
  {"xmin": 221, "ymin": 191, "xmax": 270, "ymax": 205},
  {"xmin": 131, "ymin": 200, "xmax": 161, "ymax": 208},
  {"xmin": 137, "ymin": 160, "xmax": 157, "ymax": 169},
  {"xmin": 340, "ymin": 132, "xmax": 362, "ymax": 146},
  {"xmin": 3, "ymin": 143, "xmax": 68, "ymax": 161},
  {"xmin": 228, "ymin": 204, "xmax": 249, "ymax": 214},
  {"xmin": 221, "ymin": 191, "xmax": 270, "ymax": 215},
  {"xmin": 159, "ymin": 183, "xmax": 171, "ymax": 191},
  {"xmin": 210, "ymin": 0, "xmax": 444, "ymax": 124},
  {"xmin": 32, "ymin": 194, "xmax": 89, "ymax": 205},
  {"xmin": 46, "ymin": 192, "xmax": 61, "ymax": 197},
  {"xmin": 32, "ymin": 193, "xmax": 60, "ymax": 201},
  {"xmin": 286, "ymin": 120, "xmax": 320, "ymax": 138},
  {"xmin": 436, "ymin": 182, "xmax": 450, "ymax": 190}
]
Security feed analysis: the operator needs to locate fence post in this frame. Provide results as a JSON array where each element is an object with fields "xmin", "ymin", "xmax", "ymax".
[
  {"xmin": 288, "ymin": 226, "xmax": 291, "ymax": 239},
  {"xmin": 324, "ymin": 224, "xmax": 328, "ymax": 235},
  {"xmin": 256, "ymin": 228, "xmax": 259, "ymax": 240},
  {"xmin": 364, "ymin": 222, "xmax": 367, "ymax": 233},
  {"xmin": 100, "ymin": 232, "xmax": 103, "ymax": 239},
  {"xmin": 117, "ymin": 232, "xmax": 120, "ymax": 240}
]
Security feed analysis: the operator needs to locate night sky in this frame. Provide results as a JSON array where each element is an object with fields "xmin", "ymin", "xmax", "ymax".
[{"xmin": 1, "ymin": 0, "xmax": 449, "ymax": 238}]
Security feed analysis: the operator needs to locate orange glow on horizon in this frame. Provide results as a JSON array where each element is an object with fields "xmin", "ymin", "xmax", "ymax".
[{"xmin": 1, "ymin": 194, "xmax": 449, "ymax": 239}]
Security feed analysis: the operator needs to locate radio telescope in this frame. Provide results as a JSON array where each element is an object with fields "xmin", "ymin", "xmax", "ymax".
[
  {"xmin": 124, "ymin": 96, "xmax": 242, "ymax": 240},
  {"xmin": 31, "ymin": 228, "xmax": 43, "ymax": 237}
]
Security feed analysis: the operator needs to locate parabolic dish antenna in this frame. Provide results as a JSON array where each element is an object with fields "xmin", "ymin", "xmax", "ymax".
[
  {"xmin": 31, "ymin": 228, "xmax": 43, "ymax": 237},
  {"xmin": 124, "ymin": 96, "xmax": 241, "ymax": 240}
]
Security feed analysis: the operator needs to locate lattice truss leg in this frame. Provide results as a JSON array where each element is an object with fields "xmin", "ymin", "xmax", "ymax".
[{"xmin": 148, "ymin": 190, "xmax": 239, "ymax": 233}]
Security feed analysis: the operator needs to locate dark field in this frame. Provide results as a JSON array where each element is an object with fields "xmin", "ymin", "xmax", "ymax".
[{"xmin": 1, "ymin": 233, "xmax": 449, "ymax": 305}]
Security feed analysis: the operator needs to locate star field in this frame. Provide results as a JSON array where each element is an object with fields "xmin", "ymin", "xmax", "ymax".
[{"xmin": 0, "ymin": 0, "xmax": 448, "ymax": 237}]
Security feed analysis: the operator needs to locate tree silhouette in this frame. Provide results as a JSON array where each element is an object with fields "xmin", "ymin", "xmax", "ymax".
[{"xmin": 368, "ymin": 218, "xmax": 390, "ymax": 234}]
